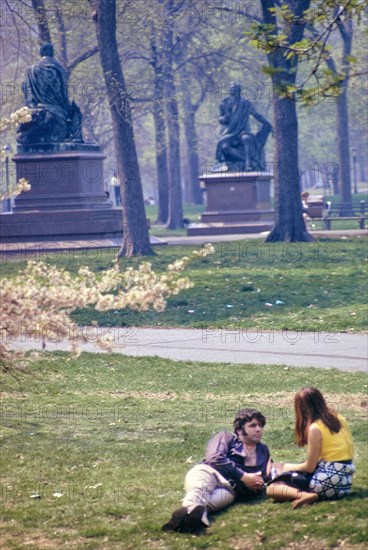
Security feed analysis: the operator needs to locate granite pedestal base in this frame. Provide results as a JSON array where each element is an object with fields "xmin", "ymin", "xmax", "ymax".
[
  {"xmin": 187, "ymin": 172, "xmax": 274, "ymax": 236},
  {"xmin": 0, "ymin": 209, "xmax": 124, "ymax": 242},
  {"xmin": 0, "ymin": 148, "xmax": 124, "ymax": 242}
]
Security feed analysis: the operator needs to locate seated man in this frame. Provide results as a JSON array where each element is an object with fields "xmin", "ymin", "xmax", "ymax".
[
  {"xmin": 18, "ymin": 42, "xmax": 83, "ymax": 144},
  {"xmin": 215, "ymin": 82, "xmax": 272, "ymax": 172},
  {"xmin": 162, "ymin": 408, "xmax": 271, "ymax": 533}
]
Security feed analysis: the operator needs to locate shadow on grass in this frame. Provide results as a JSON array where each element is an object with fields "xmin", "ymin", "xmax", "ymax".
[
  {"xmin": 197, "ymin": 488, "xmax": 367, "ymax": 533},
  {"xmin": 208, "ymin": 492, "xmax": 266, "ymax": 523},
  {"xmin": 345, "ymin": 488, "xmax": 368, "ymax": 500}
]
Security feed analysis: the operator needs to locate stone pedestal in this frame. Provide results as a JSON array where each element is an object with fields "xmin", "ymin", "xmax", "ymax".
[
  {"xmin": 0, "ymin": 146, "xmax": 124, "ymax": 242},
  {"xmin": 187, "ymin": 172, "xmax": 274, "ymax": 235}
]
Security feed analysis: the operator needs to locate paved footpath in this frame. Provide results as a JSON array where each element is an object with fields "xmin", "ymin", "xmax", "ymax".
[
  {"xmin": 10, "ymin": 327, "xmax": 367, "ymax": 372},
  {"xmin": 1, "ymin": 228, "xmax": 367, "ymax": 255}
]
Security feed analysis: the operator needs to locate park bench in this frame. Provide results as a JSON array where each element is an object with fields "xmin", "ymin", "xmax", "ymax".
[
  {"xmin": 307, "ymin": 198, "xmax": 368, "ymax": 230},
  {"xmin": 305, "ymin": 195, "xmax": 325, "ymax": 218}
]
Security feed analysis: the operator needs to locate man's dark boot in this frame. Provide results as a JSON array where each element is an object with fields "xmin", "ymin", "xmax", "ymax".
[
  {"xmin": 180, "ymin": 505, "xmax": 207, "ymax": 533},
  {"xmin": 161, "ymin": 507, "xmax": 188, "ymax": 531}
]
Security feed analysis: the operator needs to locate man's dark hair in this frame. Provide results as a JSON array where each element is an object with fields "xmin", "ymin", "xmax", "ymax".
[
  {"xmin": 233, "ymin": 408, "xmax": 266, "ymax": 433},
  {"xmin": 40, "ymin": 43, "xmax": 54, "ymax": 57}
]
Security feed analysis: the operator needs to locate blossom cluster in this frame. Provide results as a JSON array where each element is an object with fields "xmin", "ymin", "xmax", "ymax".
[
  {"xmin": 0, "ymin": 107, "xmax": 32, "ymax": 133},
  {"xmin": 0, "ymin": 244, "xmax": 215, "ymax": 370},
  {"xmin": 0, "ymin": 178, "xmax": 31, "ymax": 201},
  {"xmin": 1, "ymin": 109, "xmax": 32, "ymax": 199}
]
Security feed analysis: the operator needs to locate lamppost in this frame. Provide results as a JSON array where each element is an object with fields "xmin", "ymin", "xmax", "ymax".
[
  {"xmin": 2, "ymin": 145, "xmax": 12, "ymax": 212},
  {"xmin": 351, "ymin": 147, "xmax": 358, "ymax": 195}
]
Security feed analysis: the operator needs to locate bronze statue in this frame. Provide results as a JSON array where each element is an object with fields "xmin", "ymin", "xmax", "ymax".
[
  {"xmin": 215, "ymin": 82, "xmax": 272, "ymax": 171},
  {"xmin": 17, "ymin": 43, "xmax": 83, "ymax": 145}
]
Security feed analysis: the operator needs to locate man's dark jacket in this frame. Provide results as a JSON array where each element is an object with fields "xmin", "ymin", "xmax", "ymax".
[{"xmin": 202, "ymin": 431, "xmax": 270, "ymax": 499}]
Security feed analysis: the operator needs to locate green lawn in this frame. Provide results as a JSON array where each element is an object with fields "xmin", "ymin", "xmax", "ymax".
[
  {"xmin": 310, "ymin": 220, "xmax": 368, "ymax": 230},
  {"xmin": 1, "ymin": 238, "xmax": 367, "ymax": 333},
  {"xmin": 1, "ymin": 353, "xmax": 367, "ymax": 549},
  {"xmin": 324, "ymin": 192, "xmax": 368, "ymax": 205},
  {"xmin": 146, "ymin": 203, "xmax": 204, "ymax": 237}
]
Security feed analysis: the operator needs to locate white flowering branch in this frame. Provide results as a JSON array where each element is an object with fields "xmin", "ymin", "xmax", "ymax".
[
  {"xmin": 0, "ymin": 244, "xmax": 215, "ymax": 370},
  {"xmin": 0, "ymin": 108, "xmax": 32, "ymax": 200},
  {"xmin": 0, "ymin": 107, "xmax": 32, "ymax": 134}
]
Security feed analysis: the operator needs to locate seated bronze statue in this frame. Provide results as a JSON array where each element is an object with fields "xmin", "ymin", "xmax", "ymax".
[
  {"xmin": 215, "ymin": 82, "xmax": 272, "ymax": 172},
  {"xmin": 17, "ymin": 43, "xmax": 83, "ymax": 145}
]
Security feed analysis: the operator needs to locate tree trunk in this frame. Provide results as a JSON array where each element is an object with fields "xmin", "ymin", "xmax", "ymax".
[
  {"xmin": 152, "ymin": 91, "xmax": 169, "ymax": 224},
  {"xmin": 261, "ymin": 0, "xmax": 313, "ymax": 242},
  {"xmin": 332, "ymin": 174, "xmax": 339, "ymax": 195},
  {"xmin": 359, "ymin": 152, "xmax": 367, "ymax": 183},
  {"xmin": 31, "ymin": 0, "xmax": 51, "ymax": 43},
  {"xmin": 322, "ymin": 16, "xmax": 353, "ymax": 212},
  {"xmin": 150, "ymin": 42, "xmax": 169, "ymax": 224},
  {"xmin": 53, "ymin": 0, "xmax": 68, "ymax": 65},
  {"xmin": 266, "ymin": 93, "xmax": 313, "ymax": 242},
  {"xmin": 177, "ymin": 61, "xmax": 202, "ymax": 204},
  {"xmin": 337, "ymin": 85, "xmax": 352, "ymax": 213},
  {"xmin": 338, "ymin": 18, "xmax": 353, "ymax": 215},
  {"xmin": 180, "ymin": 91, "xmax": 202, "ymax": 204},
  {"xmin": 165, "ymin": 88, "xmax": 184, "ymax": 229},
  {"xmin": 162, "ymin": 5, "xmax": 183, "ymax": 229},
  {"xmin": 89, "ymin": 0, "xmax": 153, "ymax": 256}
]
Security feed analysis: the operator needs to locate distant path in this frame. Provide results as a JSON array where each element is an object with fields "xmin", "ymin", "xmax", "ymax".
[
  {"xmin": 10, "ymin": 328, "xmax": 367, "ymax": 372},
  {"xmin": 0, "ymin": 229, "xmax": 366, "ymax": 256}
]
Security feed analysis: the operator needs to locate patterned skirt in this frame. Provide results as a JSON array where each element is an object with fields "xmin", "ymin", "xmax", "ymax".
[{"xmin": 309, "ymin": 460, "xmax": 355, "ymax": 500}]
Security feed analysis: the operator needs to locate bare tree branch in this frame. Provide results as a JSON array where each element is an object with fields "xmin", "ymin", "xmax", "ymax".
[
  {"xmin": 66, "ymin": 46, "xmax": 99, "ymax": 74},
  {"xmin": 214, "ymin": 4, "xmax": 263, "ymax": 24},
  {"xmin": 4, "ymin": 0, "xmax": 37, "ymax": 36}
]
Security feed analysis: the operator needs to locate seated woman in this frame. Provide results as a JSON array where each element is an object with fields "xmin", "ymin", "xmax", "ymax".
[
  {"xmin": 267, "ymin": 387, "xmax": 355, "ymax": 509},
  {"xmin": 301, "ymin": 192, "xmax": 310, "ymax": 224}
]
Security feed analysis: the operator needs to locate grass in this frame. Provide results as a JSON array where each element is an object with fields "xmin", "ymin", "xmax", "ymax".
[
  {"xmin": 144, "ymin": 203, "xmax": 205, "ymax": 222},
  {"xmin": 1, "ymin": 352, "xmax": 367, "ymax": 549},
  {"xmin": 1, "ymin": 237, "xmax": 367, "ymax": 333},
  {"xmin": 310, "ymin": 220, "xmax": 368, "ymax": 230},
  {"xmin": 324, "ymin": 192, "xmax": 368, "ymax": 205},
  {"xmin": 145, "ymin": 204, "xmax": 204, "ymax": 237}
]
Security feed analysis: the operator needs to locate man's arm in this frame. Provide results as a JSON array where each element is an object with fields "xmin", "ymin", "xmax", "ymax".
[
  {"xmin": 204, "ymin": 431, "xmax": 245, "ymax": 481},
  {"xmin": 218, "ymin": 99, "xmax": 231, "ymax": 125},
  {"xmin": 249, "ymin": 104, "xmax": 273, "ymax": 129},
  {"xmin": 22, "ymin": 70, "xmax": 37, "ymax": 107},
  {"xmin": 204, "ymin": 432, "xmax": 265, "ymax": 492}
]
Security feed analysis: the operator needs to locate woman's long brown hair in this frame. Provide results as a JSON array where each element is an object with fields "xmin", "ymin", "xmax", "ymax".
[{"xmin": 294, "ymin": 387, "xmax": 341, "ymax": 447}]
